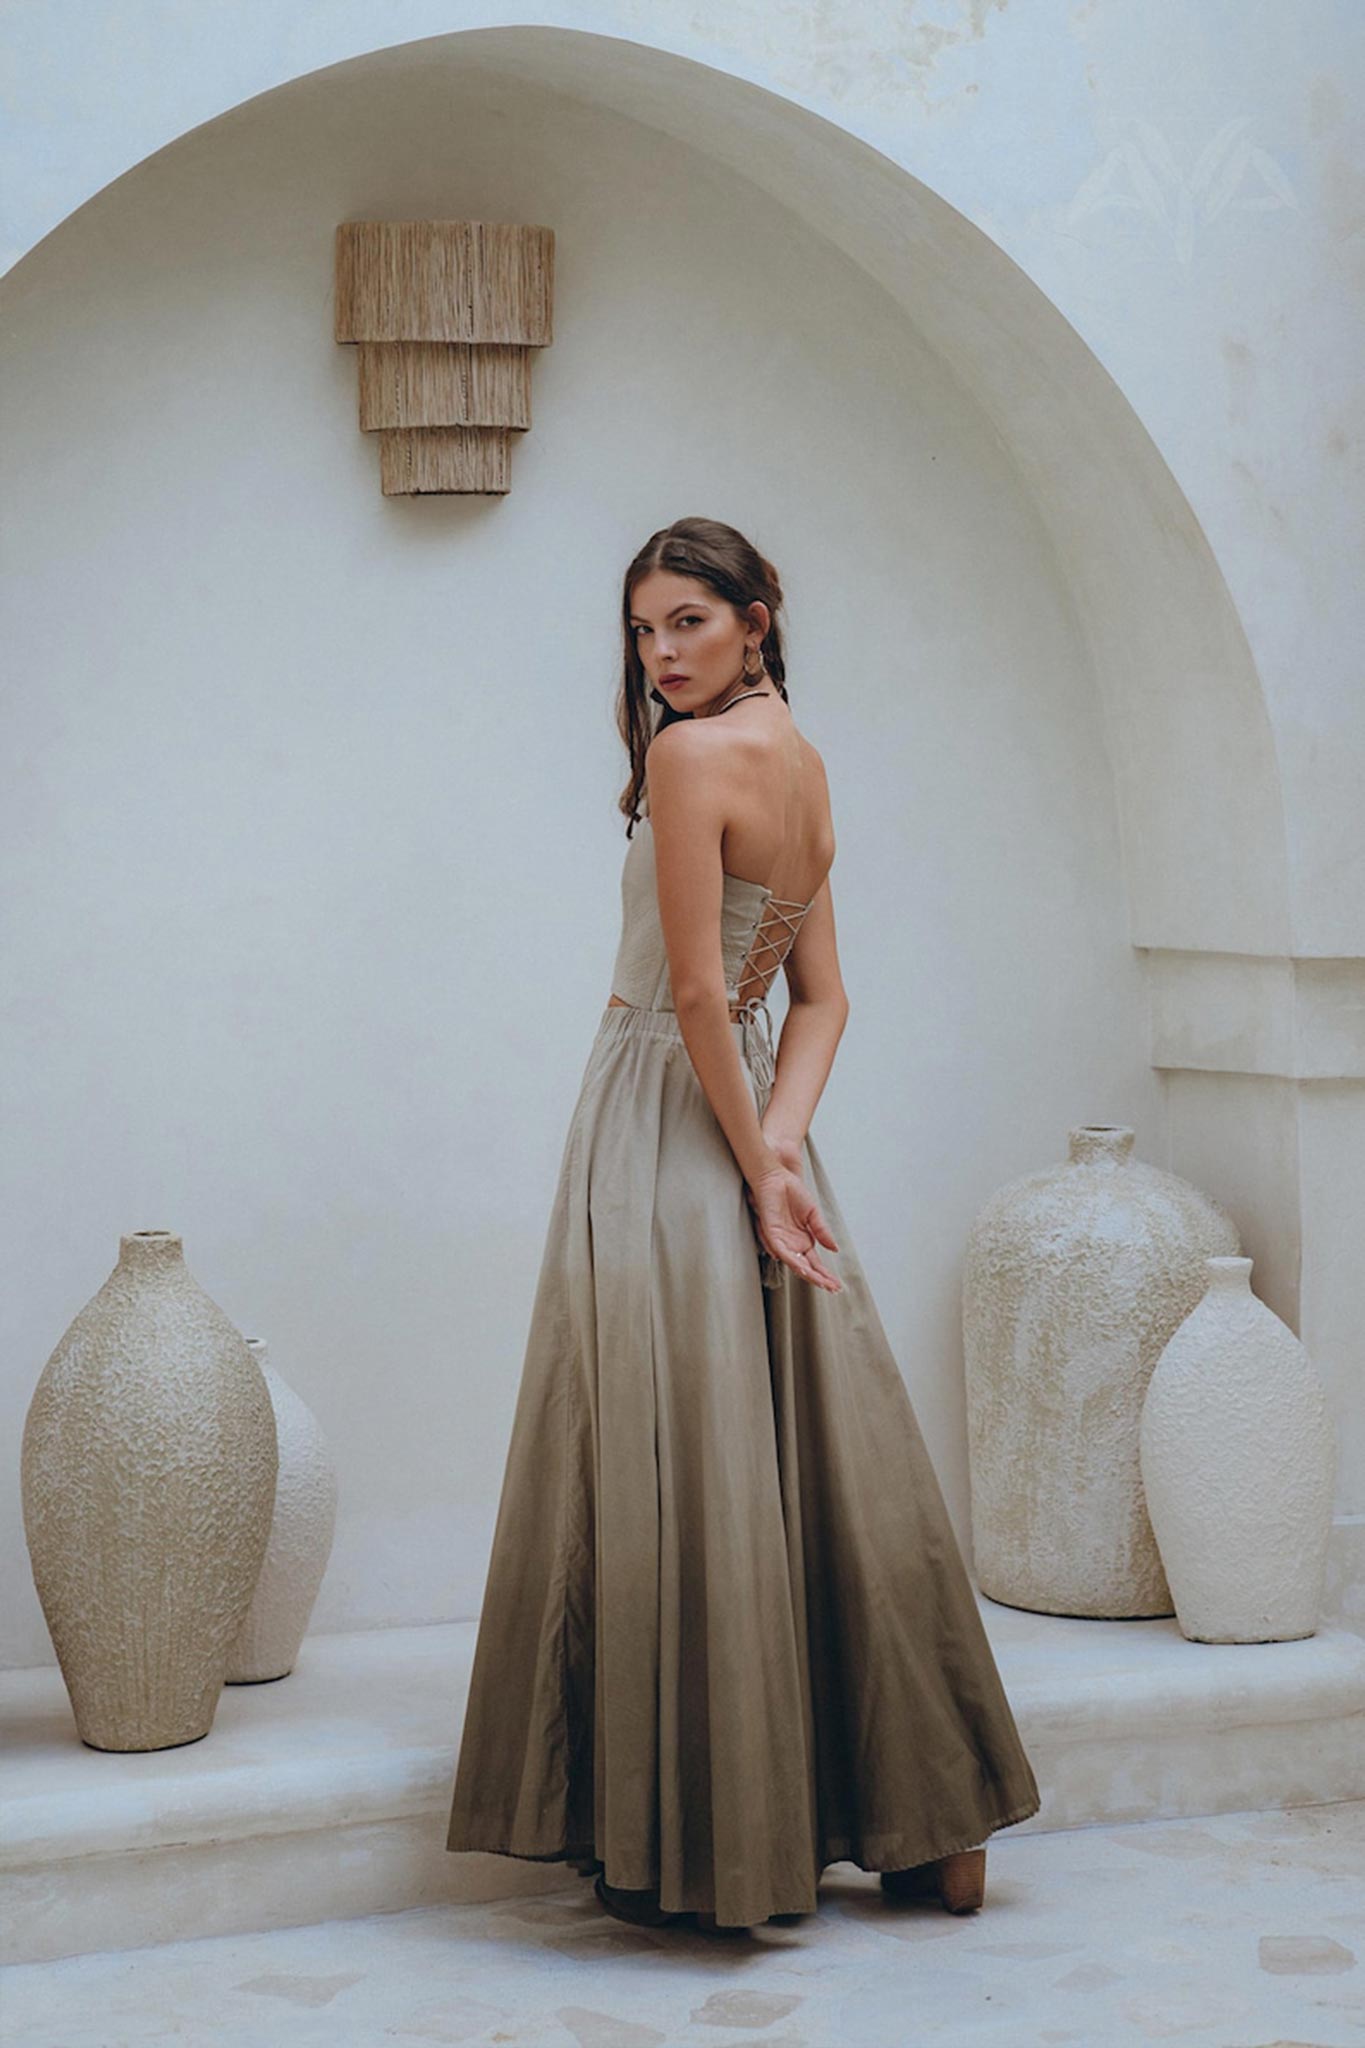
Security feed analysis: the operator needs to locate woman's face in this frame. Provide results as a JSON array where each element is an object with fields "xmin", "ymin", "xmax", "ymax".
[{"xmin": 628, "ymin": 571, "xmax": 768, "ymax": 716}]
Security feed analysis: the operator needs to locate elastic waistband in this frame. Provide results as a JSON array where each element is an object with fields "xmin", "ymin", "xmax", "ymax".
[
  {"xmin": 596, "ymin": 997, "xmax": 778, "ymax": 1103},
  {"xmin": 596, "ymin": 1002, "xmax": 742, "ymax": 1045}
]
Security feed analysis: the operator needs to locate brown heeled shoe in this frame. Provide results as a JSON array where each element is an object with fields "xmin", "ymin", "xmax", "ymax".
[
  {"xmin": 593, "ymin": 1872, "xmax": 686, "ymax": 1928},
  {"xmin": 880, "ymin": 1845, "xmax": 986, "ymax": 1914}
]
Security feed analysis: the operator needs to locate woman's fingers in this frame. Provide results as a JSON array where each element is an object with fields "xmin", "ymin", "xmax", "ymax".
[
  {"xmin": 747, "ymin": 1167, "xmax": 844, "ymax": 1292},
  {"xmin": 797, "ymin": 1235, "xmax": 841, "ymax": 1289},
  {"xmin": 799, "ymin": 1252, "xmax": 841, "ymax": 1292},
  {"xmin": 775, "ymin": 1224, "xmax": 842, "ymax": 1293},
  {"xmin": 802, "ymin": 1198, "xmax": 838, "ymax": 1253}
]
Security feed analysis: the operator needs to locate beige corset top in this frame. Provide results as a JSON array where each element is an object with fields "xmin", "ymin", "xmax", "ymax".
[{"xmin": 609, "ymin": 818, "xmax": 815, "ymax": 1013}]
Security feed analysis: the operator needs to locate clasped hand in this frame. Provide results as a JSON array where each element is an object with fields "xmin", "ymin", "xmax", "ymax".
[{"xmin": 744, "ymin": 1135, "xmax": 842, "ymax": 1293}]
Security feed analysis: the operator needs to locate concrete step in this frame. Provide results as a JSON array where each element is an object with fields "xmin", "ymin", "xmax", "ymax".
[{"xmin": 4, "ymin": 1601, "xmax": 1364, "ymax": 1965}]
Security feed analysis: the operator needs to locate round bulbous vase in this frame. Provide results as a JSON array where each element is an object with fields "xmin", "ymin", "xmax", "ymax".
[
  {"xmin": 963, "ymin": 1126, "xmax": 1240, "ymax": 1618},
  {"xmin": 1140, "ymin": 1256, "xmax": 1337, "ymax": 1643},
  {"xmin": 20, "ymin": 1230, "xmax": 278, "ymax": 1751},
  {"xmin": 225, "ymin": 1338, "xmax": 338, "ymax": 1683}
]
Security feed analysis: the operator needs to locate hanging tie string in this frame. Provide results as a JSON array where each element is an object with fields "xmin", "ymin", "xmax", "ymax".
[{"xmin": 734, "ymin": 993, "xmax": 777, "ymax": 1107}]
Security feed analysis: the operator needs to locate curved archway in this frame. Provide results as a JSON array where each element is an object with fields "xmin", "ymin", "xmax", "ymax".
[{"xmin": 4, "ymin": 20, "xmax": 1291, "ymax": 955}]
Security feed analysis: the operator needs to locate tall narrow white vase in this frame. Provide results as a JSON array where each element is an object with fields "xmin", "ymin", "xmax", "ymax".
[
  {"xmin": 20, "ymin": 1230, "xmax": 277, "ymax": 1750},
  {"xmin": 1140, "ymin": 1256, "xmax": 1337, "ymax": 1643},
  {"xmin": 225, "ymin": 1337, "xmax": 338, "ymax": 1682}
]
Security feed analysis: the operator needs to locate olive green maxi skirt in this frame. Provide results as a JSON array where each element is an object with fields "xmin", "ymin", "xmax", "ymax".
[{"xmin": 445, "ymin": 999, "xmax": 1041, "ymax": 1928}]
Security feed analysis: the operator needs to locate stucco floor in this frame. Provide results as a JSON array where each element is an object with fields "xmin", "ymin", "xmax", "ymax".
[{"xmin": 2, "ymin": 1801, "xmax": 1362, "ymax": 2048}]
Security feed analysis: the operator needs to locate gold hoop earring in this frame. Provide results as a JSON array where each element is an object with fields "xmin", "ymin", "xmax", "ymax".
[{"xmin": 743, "ymin": 643, "xmax": 766, "ymax": 678}]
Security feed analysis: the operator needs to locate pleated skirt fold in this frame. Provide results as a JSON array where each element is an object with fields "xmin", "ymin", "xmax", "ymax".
[{"xmin": 445, "ymin": 1001, "xmax": 1041, "ymax": 1927}]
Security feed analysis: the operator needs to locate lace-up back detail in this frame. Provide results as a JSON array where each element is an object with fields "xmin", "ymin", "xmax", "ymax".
[
  {"xmin": 608, "ymin": 820, "xmax": 819, "ymax": 1014},
  {"xmin": 731, "ymin": 891, "xmax": 816, "ymax": 1011}
]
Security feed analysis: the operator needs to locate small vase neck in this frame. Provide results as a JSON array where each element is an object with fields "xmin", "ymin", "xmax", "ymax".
[
  {"xmin": 118, "ymin": 1230, "xmax": 186, "ymax": 1270},
  {"xmin": 1205, "ymin": 1255, "xmax": 1253, "ymax": 1292},
  {"xmin": 1067, "ymin": 1126, "xmax": 1135, "ymax": 1166}
]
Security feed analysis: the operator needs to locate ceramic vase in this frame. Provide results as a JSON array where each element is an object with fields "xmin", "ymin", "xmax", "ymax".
[
  {"xmin": 225, "ymin": 1337, "xmax": 338, "ymax": 1682},
  {"xmin": 20, "ymin": 1230, "xmax": 277, "ymax": 1750},
  {"xmin": 963, "ymin": 1125, "xmax": 1240, "ymax": 1617},
  {"xmin": 1140, "ymin": 1256, "xmax": 1336, "ymax": 1642}
]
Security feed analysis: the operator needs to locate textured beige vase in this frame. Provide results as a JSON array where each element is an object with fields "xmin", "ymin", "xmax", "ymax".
[
  {"xmin": 20, "ymin": 1230, "xmax": 277, "ymax": 1751},
  {"xmin": 225, "ymin": 1337, "xmax": 338, "ymax": 1683},
  {"xmin": 1140, "ymin": 1256, "xmax": 1337, "ymax": 1643},
  {"xmin": 963, "ymin": 1126, "xmax": 1240, "ymax": 1618}
]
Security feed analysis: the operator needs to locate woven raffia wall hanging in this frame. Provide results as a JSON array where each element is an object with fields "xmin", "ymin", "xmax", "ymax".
[{"xmin": 334, "ymin": 220, "xmax": 554, "ymax": 496}]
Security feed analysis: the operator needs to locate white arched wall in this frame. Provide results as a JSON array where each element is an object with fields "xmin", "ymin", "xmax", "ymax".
[
  {"xmin": 7, "ymin": 21, "xmax": 1292, "ymax": 955},
  {"xmin": 3, "ymin": 24, "xmax": 1359, "ymax": 1662}
]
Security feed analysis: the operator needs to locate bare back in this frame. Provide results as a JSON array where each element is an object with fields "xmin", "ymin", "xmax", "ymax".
[
  {"xmin": 608, "ymin": 687, "xmax": 845, "ymax": 1016},
  {"xmin": 711, "ymin": 692, "xmax": 836, "ymax": 911}
]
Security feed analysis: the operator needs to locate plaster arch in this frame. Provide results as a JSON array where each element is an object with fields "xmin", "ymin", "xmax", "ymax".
[{"xmin": 5, "ymin": 20, "xmax": 1291, "ymax": 959}]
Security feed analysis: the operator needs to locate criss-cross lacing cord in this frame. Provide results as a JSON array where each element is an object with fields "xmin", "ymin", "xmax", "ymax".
[{"xmin": 733, "ymin": 895, "xmax": 813, "ymax": 1005}]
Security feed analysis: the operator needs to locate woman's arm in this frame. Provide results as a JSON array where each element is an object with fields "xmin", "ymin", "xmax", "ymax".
[
  {"xmin": 646, "ymin": 723, "xmax": 783, "ymax": 1190},
  {"xmin": 758, "ymin": 880, "xmax": 850, "ymax": 1153},
  {"xmin": 761, "ymin": 1002, "xmax": 849, "ymax": 1156}
]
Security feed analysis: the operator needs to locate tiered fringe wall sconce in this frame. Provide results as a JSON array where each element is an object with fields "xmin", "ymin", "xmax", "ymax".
[{"xmin": 334, "ymin": 220, "xmax": 554, "ymax": 496}]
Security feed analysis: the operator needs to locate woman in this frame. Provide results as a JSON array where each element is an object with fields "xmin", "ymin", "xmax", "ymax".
[{"xmin": 445, "ymin": 517, "xmax": 1041, "ymax": 1933}]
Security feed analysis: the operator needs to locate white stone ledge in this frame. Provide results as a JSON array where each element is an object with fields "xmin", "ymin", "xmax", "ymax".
[
  {"xmin": 2, "ymin": 1621, "xmax": 474, "ymax": 1876},
  {"xmin": 997, "ymin": 1615, "xmax": 1365, "ymax": 1738},
  {"xmin": 4, "ymin": 1744, "xmax": 458, "ymax": 1866}
]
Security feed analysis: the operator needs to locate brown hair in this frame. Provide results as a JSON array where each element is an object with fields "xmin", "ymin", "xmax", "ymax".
[{"xmin": 615, "ymin": 516, "xmax": 789, "ymax": 832}]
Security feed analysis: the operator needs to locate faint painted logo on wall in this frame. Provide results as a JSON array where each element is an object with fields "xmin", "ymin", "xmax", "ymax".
[{"xmin": 1067, "ymin": 117, "xmax": 1297, "ymax": 262}]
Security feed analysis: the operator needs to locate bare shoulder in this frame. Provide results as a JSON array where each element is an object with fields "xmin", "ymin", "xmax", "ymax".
[
  {"xmin": 644, "ymin": 718, "xmax": 711, "ymax": 800},
  {"xmin": 644, "ymin": 720, "xmax": 732, "ymax": 855},
  {"xmin": 648, "ymin": 707, "xmax": 833, "ymax": 840},
  {"xmin": 645, "ymin": 719, "xmax": 709, "ymax": 768}
]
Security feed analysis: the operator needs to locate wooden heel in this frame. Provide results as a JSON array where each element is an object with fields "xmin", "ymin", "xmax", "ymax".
[
  {"xmin": 880, "ymin": 1844, "xmax": 987, "ymax": 1914},
  {"xmin": 936, "ymin": 1847, "xmax": 986, "ymax": 1913}
]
